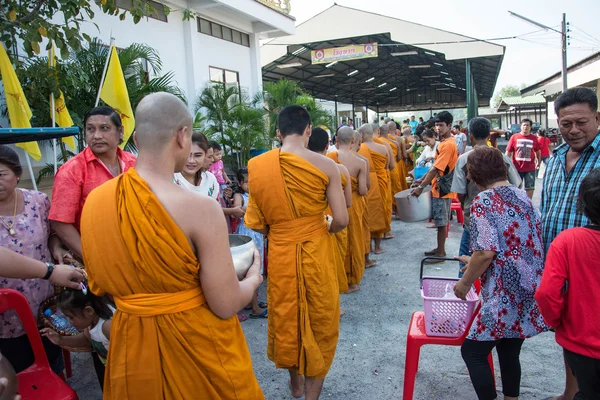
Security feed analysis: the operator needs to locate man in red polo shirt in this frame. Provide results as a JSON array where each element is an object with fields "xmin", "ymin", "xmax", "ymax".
[
  {"xmin": 50, "ymin": 106, "xmax": 137, "ymax": 260},
  {"xmin": 506, "ymin": 118, "xmax": 541, "ymax": 199}
]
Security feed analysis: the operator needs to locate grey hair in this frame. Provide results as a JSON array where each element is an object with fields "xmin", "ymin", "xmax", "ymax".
[{"xmin": 468, "ymin": 117, "xmax": 491, "ymax": 140}]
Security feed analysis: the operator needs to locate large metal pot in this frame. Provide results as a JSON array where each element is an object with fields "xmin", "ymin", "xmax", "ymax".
[
  {"xmin": 229, "ymin": 234, "xmax": 256, "ymax": 280},
  {"xmin": 394, "ymin": 186, "xmax": 432, "ymax": 222}
]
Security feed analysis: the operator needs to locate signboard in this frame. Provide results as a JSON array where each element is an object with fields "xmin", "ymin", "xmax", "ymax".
[{"xmin": 311, "ymin": 43, "xmax": 378, "ymax": 64}]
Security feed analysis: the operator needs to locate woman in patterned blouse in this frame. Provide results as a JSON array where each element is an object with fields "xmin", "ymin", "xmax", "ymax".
[
  {"xmin": 454, "ymin": 146, "xmax": 547, "ymax": 400},
  {"xmin": 0, "ymin": 146, "xmax": 71, "ymax": 374}
]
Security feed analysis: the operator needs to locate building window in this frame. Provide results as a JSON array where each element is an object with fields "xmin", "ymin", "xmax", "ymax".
[
  {"xmin": 115, "ymin": 0, "xmax": 168, "ymax": 22},
  {"xmin": 209, "ymin": 67, "xmax": 240, "ymax": 92},
  {"xmin": 197, "ymin": 17, "xmax": 250, "ymax": 48}
]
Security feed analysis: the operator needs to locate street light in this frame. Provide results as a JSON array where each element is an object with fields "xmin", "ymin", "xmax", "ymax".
[{"xmin": 509, "ymin": 11, "xmax": 568, "ymax": 92}]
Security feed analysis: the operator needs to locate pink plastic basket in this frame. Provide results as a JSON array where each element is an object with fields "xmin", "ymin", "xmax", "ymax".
[{"xmin": 421, "ymin": 277, "xmax": 479, "ymax": 338}]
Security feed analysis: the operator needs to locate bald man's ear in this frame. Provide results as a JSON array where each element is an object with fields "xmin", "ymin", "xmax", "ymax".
[
  {"xmin": 276, "ymin": 130, "xmax": 282, "ymax": 142},
  {"xmin": 175, "ymin": 126, "xmax": 189, "ymax": 149},
  {"xmin": 133, "ymin": 131, "xmax": 138, "ymax": 147},
  {"xmin": 304, "ymin": 124, "xmax": 312, "ymax": 137}
]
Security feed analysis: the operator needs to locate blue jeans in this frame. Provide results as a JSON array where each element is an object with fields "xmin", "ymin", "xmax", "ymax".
[{"xmin": 458, "ymin": 227, "xmax": 471, "ymax": 278}]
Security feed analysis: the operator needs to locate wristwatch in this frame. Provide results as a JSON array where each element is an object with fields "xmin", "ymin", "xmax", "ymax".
[{"xmin": 42, "ymin": 262, "xmax": 55, "ymax": 280}]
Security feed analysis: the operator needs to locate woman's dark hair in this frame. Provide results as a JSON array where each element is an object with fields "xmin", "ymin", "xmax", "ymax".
[
  {"xmin": 422, "ymin": 129, "xmax": 435, "ymax": 139},
  {"xmin": 209, "ymin": 141, "xmax": 222, "ymax": 151},
  {"xmin": 58, "ymin": 286, "xmax": 113, "ymax": 320},
  {"xmin": 466, "ymin": 147, "xmax": 507, "ymax": 188},
  {"xmin": 84, "ymin": 106, "xmax": 123, "ymax": 144},
  {"xmin": 192, "ymin": 133, "xmax": 210, "ymax": 186},
  {"xmin": 577, "ymin": 167, "xmax": 600, "ymax": 225},
  {"xmin": 235, "ymin": 168, "xmax": 249, "ymax": 195},
  {"xmin": 0, "ymin": 145, "xmax": 23, "ymax": 178}
]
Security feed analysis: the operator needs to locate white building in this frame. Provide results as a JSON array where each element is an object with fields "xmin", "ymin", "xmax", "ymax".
[{"xmin": 9, "ymin": 0, "xmax": 295, "ymax": 186}]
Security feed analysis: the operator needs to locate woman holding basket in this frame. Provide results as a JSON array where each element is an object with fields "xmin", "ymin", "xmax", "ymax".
[{"xmin": 454, "ymin": 146, "xmax": 547, "ymax": 400}]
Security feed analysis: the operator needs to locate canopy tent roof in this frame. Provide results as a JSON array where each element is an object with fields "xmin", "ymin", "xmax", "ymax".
[
  {"xmin": 261, "ymin": 4, "xmax": 505, "ymax": 112},
  {"xmin": 0, "ymin": 127, "xmax": 78, "ymax": 145},
  {"xmin": 497, "ymin": 94, "xmax": 546, "ymax": 111}
]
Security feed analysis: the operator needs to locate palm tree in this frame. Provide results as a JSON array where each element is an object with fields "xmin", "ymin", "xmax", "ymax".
[
  {"xmin": 223, "ymin": 102, "xmax": 267, "ymax": 170},
  {"xmin": 195, "ymin": 84, "xmax": 240, "ymax": 144}
]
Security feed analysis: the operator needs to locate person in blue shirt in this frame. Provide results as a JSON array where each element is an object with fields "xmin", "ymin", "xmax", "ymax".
[{"xmin": 409, "ymin": 115, "xmax": 418, "ymax": 134}]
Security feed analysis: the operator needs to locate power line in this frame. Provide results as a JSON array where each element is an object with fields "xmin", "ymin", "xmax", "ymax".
[{"xmin": 570, "ymin": 25, "xmax": 600, "ymax": 46}]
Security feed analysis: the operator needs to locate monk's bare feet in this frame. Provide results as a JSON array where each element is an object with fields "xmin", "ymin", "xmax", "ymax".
[
  {"xmin": 345, "ymin": 284, "xmax": 360, "ymax": 294},
  {"xmin": 427, "ymin": 224, "xmax": 437, "ymax": 229},
  {"xmin": 373, "ymin": 247, "xmax": 385, "ymax": 254},
  {"xmin": 383, "ymin": 233, "xmax": 395, "ymax": 239},
  {"xmin": 365, "ymin": 259, "xmax": 377, "ymax": 268},
  {"xmin": 288, "ymin": 377, "xmax": 304, "ymax": 398},
  {"xmin": 340, "ymin": 308, "xmax": 345, "ymax": 317}
]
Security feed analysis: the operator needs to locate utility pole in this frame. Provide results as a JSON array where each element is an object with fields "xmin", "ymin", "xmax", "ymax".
[{"xmin": 561, "ymin": 13, "xmax": 568, "ymax": 92}]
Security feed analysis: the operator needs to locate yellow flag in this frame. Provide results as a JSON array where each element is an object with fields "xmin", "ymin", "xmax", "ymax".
[
  {"xmin": 0, "ymin": 44, "xmax": 42, "ymax": 161},
  {"xmin": 48, "ymin": 43, "xmax": 76, "ymax": 150},
  {"xmin": 100, "ymin": 46, "xmax": 134, "ymax": 149}
]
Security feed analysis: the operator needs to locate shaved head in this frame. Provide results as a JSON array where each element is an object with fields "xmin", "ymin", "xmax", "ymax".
[
  {"xmin": 379, "ymin": 123, "xmax": 389, "ymax": 133},
  {"xmin": 337, "ymin": 126, "xmax": 354, "ymax": 145},
  {"xmin": 387, "ymin": 121, "xmax": 397, "ymax": 130},
  {"xmin": 353, "ymin": 130, "xmax": 361, "ymax": 144},
  {"xmin": 134, "ymin": 92, "xmax": 192, "ymax": 151},
  {"xmin": 358, "ymin": 123, "xmax": 373, "ymax": 139},
  {"xmin": 384, "ymin": 117, "xmax": 391, "ymax": 123}
]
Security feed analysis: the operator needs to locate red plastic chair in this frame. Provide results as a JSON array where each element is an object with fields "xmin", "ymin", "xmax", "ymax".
[
  {"xmin": 403, "ymin": 280, "xmax": 495, "ymax": 400},
  {"xmin": 0, "ymin": 289, "xmax": 78, "ymax": 400},
  {"xmin": 451, "ymin": 199, "xmax": 464, "ymax": 225}
]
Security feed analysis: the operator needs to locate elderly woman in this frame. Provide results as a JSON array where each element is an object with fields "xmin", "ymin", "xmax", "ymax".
[
  {"xmin": 0, "ymin": 145, "xmax": 72, "ymax": 374},
  {"xmin": 454, "ymin": 146, "xmax": 547, "ymax": 400}
]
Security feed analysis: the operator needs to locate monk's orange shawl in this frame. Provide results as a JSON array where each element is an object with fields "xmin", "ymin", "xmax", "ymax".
[
  {"xmin": 358, "ymin": 144, "xmax": 386, "ymax": 238},
  {"xmin": 245, "ymin": 150, "xmax": 340, "ymax": 379},
  {"xmin": 365, "ymin": 141, "xmax": 392, "ymax": 235},
  {"xmin": 81, "ymin": 169, "xmax": 263, "ymax": 400}
]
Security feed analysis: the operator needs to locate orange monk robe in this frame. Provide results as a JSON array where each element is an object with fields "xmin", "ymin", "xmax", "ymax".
[
  {"xmin": 393, "ymin": 136, "xmax": 410, "ymax": 190},
  {"xmin": 328, "ymin": 169, "xmax": 349, "ymax": 294},
  {"xmin": 380, "ymin": 136, "xmax": 403, "ymax": 209},
  {"xmin": 81, "ymin": 169, "xmax": 263, "ymax": 400},
  {"xmin": 358, "ymin": 144, "xmax": 387, "ymax": 239},
  {"xmin": 372, "ymin": 138, "xmax": 393, "ymax": 232},
  {"xmin": 361, "ymin": 196, "xmax": 370, "ymax": 255},
  {"xmin": 245, "ymin": 150, "xmax": 340, "ymax": 379},
  {"xmin": 327, "ymin": 152, "xmax": 365, "ymax": 286}
]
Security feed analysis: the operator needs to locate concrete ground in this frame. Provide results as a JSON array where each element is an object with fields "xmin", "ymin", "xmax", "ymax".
[{"xmin": 68, "ymin": 170, "xmax": 561, "ymax": 400}]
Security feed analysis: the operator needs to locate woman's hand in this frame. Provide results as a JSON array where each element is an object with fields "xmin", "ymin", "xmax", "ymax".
[
  {"xmin": 455, "ymin": 255, "xmax": 472, "ymax": 272},
  {"xmin": 242, "ymin": 250, "xmax": 263, "ymax": 287},
  {"xmin": 40, "ymin": 328, "xmax": 63, "ymax": 346},
  {"xmin": 50, "ymin": 265, "xmax": 86, "ymax": 289},
  {"xmin": 48, "ymin": 235, "xmax": 70, "ymax": 264},
  {"xmin": 453, "ymin": 279, "xmax": 471, "ymax": 301}
]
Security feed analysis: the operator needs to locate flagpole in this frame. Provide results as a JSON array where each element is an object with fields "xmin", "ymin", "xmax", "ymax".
[
  {"xmin": 51, "ymin": 95, "xmax": 57, "ymax": 174},
  {"xmin": 95, "ymin": 37, "xmax": 115, "ymax": 107},
  {"xmin": 24, "ymin": 152, "xmax": 38, "ymax": 191}
]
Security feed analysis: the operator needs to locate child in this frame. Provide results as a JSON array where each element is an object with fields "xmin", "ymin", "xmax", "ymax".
[
  {"xmin": 41, "ymin": 284, "xmax": 114, "ymax": 389},
  {"xmin": 208, "ymin": 141, "xmax": 232, "ymax": 191},
  {"xmin": 233, "ymin": 168, "xmax": 267, "ymax": 319},
  {"xmin": 536, "ymin": 167, "xmax": 600, "ymax": 399}
]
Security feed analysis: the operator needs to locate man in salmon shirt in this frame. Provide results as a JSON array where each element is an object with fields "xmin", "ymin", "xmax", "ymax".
[
  {"xmin": 49, "ymin": 106, "xmax": 137, "ymax": 260},
  {"xmin": 412, "ymin": 111, "xmax": 458, "ymax": 263}
]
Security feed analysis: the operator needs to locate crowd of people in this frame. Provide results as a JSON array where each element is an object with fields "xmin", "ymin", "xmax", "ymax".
[{"xmin": 0, "ymin": 86, "xmax": 598, "ymax": 400}]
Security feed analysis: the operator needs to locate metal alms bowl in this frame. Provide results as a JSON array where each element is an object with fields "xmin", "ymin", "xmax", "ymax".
[{"xmin": 229, "ymin": 234, "xmax": 256, "ymax": 280}]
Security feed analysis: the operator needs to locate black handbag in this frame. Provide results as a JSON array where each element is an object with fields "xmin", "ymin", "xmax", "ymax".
[{"xmin": 435, "ymin": 148, "xmax": 455, "ymax": 197}]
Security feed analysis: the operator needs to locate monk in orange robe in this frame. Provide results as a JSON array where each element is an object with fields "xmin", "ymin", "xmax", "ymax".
[
  {"xmin": 308, "ymin": 127, "xmax": 351, "ymax": 295},
  {"xmin": 329, "ymin": 127, "xmax": 369, "ymax": 292},
  {"xmin": 80, "ymin": 93, "xmax": 264, "ymax": 399},
  {"xmin": 244, "ymin": 105, "xmax": 348, "ymax": 400},
  {"xmin": 377, "ymin": 123, "xmax": 403, "ymax": 214},
  {"xmin": 358, "ymin": 123, "xmax": 390, "ymax": 255},
  {"xmin": 352, "ymin": 130, "xmax": 376, "ymax": 269},
  {"xmin": 371, "ymin": 124, "xmax": 395, "ymax": 239}
]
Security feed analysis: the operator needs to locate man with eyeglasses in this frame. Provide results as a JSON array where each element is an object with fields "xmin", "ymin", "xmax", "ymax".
[{"xmin": 540, "ymin": 86, "xmax": 600, "ymax": 400}]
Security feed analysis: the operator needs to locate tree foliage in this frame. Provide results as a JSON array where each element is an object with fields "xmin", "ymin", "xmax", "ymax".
[{"xmin": 492, "ymin": 84, "xmax": 527, "ymax": 108}]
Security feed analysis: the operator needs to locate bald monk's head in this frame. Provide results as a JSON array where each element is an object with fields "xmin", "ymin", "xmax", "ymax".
[
  {"xmin": 379, "ymin": 123, "xmax": 389, "ymax": 134},
  {"xmin": 308, "ymin": 127, "xmax": 330, "ymax": 155},
  {"xmin": 358, "ymin": 123, "xmax": 373, "ymax": 140},
  {"xmin": 337, "ymin": 126, "xmax": 354, "ymax": 146},
  {"xmin": 387, "ymin": 121, "xmax": 397, "ymax": 131},
  {"xmin": 384, "ymin": 117, "xmax": 391, "ymax": 124},
  {"xmin": 134, "ymin": 92, "xmax": 193, "ymax": 172}
]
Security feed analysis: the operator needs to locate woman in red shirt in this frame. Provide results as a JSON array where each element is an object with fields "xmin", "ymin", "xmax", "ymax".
[
  {"xmin": 536, "ymin": 130, "xmax": 552, "ymax": 178},
  {"xmin": 536, "ymin": 167, "xmax": 600, "ymax": 399}
]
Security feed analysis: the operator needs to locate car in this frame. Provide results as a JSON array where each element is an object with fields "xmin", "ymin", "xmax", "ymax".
[{"xmin": 505, "ymin": 124, "xmax": 521, "ymax": 140}]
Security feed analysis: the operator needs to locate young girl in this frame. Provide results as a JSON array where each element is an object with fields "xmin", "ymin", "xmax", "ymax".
[
  {"xmin": 41, "ymin": 286, "xmax": 114, "ymax": 388},
  {"xmin": 233, "ymin": 168, "xmax": 267, "ymax": 319}
]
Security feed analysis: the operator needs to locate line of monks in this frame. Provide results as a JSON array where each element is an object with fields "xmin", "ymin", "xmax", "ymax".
[{"xmin": 81, "ymin": 94, "xmax": 412, "ymax": 400}]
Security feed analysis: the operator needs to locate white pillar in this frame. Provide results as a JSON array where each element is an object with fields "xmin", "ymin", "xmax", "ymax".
[
  {"xmin": 249, "ymin": 32, "xmax": 263, "ymax": 102},
  {"xmin": 182, "ymin": 11, "xmax": 197, "ymax": 109}
]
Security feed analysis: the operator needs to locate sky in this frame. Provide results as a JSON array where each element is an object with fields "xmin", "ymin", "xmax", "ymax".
[{"xmin": 289, "ymin": 0, "xmax": 600, "ymax": 97}]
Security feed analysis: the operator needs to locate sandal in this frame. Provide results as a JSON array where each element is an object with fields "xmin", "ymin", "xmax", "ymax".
[
  {"xmin": 237, "ymin": 313, "xmax": 249, "ymax": 322},
  {"xmin": 245, "ymin": 301, "xmax": 267, "ymax": 310},
  {"xmin": 249, "ymin": 309, "xmax": 268, "ymax": 319}
]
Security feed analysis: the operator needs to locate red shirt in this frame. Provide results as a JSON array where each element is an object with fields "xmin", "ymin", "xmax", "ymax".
[
  {"xmin": 538, "ymin": 135, "xmax": 551, "ymax": 157},
  {"xmin": 535, "ymin": 226, "xmax": 600, "ymax": 359},
  {"xmin": 49, "ymin": 147, "xmax": 137, "ymax": 231},
  {"xmin": 506, "ymin": 133, "xmax": 541, "ymax": 172}
]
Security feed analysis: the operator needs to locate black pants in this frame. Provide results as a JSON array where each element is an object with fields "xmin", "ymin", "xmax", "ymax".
[
  {"xmin": 92, "ymin": 351, "xmax": 106, "ymax": 390},
  {"xmin": 564, "ymin": 348, "xmax": 600, "ymax": 400},
  {"xmin": 0, "ymin": 334, "xmax": 64, "ymax": 375},
  {"xmin": 461, "ymin": 338, "xmax": 525, "ymax": 400}
]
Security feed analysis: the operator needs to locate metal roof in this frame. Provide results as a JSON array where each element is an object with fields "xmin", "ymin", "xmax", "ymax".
[
  {"xmin": 261, "ymin": 4, "xmax": 505, "ymax": 112},
  {"xmin": 496, "ymin": 94, "xmax": 546, "ymax": 111}
]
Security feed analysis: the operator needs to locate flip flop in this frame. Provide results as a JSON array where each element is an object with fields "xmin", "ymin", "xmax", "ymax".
[
  {"xmin": 249, "ymin": 309, "xmax": 268, "ymax": 319},
  {"xmin": 258, "ymin": 301, "xmax": 268, "ymax": 308},
  {"xmin": 237, "ymin": 313, "xmax": 249, "ymax": 322}
]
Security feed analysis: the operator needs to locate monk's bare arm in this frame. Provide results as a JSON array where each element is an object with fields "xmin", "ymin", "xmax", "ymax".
[
  {"xmin": 339, "ymin": 165, "xmax": 352, "ymax": 208},
  {"xmin": 51, "ymin": 221, "xmax": 82, "ymax": 260},
  {"xmin": 191, "ymin": 197, "xmax": 261, "ymax": 319},
  {"xmin": 394, "ymin": 141, "xmax": 403, "ymax": 162},
  {"xmin": 324, "ymin": 161, "xmax": 349, "ymax": 233},
  {"xmin": 357, "ymin": 160, "xmax": 368, "ymax": 196},
  {"xmin": 383, "ymin": 142, "xmax": 396, "ymax": 170},
  {"xmin": 356, "ymin": 154, "xmax": 371, "ymax": 190}
]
